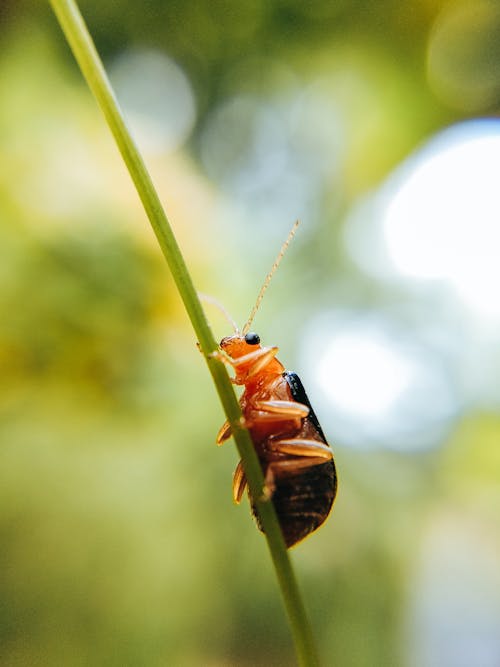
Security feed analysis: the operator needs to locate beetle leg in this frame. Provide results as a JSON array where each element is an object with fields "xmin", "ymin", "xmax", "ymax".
[
  {"xmin": 208, "ymin": 352, "xmax": 236, "ymax": 383},
  {"xmin": 234, "ymin": 459, "xmax": 278, "ymax": 504},
  {"xmin": 254, "ymin": 400, "xmax": 309, "ymax": 419},
  {"xmin": 210, "ymin": 347, "xmax": 278, "ymax": 382},
  {"xmin": 267, "ymin": 456, "xmax": 332, "ymax": 479},
  {"xmin": 211, "ymin": 346, "xmax": 275, "ymax": 369},
  {"xmin": 217, "ymin": 346, "xmax": 279, "ymax": 378},
  {"xmin": 245, "ymin": 411, "xmax": 302, "ymax": 432},
  {"xmin": 268, "ymin": 438, "xmax": 333, "ymax": 460},
  {"xmin": 232, "ymin": 460, "xmax": 247, "ymax": 503},
  {"xmin": 244, "ymin": 347, "xmax": 279, "ymax": 378},
  {"xmin": 208, "ymin": 350, "xmax": 224, "ymax": 360},
  {"xmin": 228, "ymin": 346, "xmax": 277, "ymax": 369},
  {"xmin": 245, "ymin": 400, "xmax": 309, "ymax": 428},
  {"xmin": 216, "ymin": 420, "xmax": 232, "ymax": 445}
]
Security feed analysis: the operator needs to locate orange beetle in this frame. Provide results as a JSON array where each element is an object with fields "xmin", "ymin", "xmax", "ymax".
[{"xmin": 211, "ymin": 223, "xmax": 338, "ymax": 548}]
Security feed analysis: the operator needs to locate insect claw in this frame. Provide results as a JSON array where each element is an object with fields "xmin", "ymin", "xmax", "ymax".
[
  {"xmin": 239, "ymin": 416, "xmax": 252, "ymax": 429},
  {"xmin": 260, "ymin": 467, "xmax": 276, "ymax": 501},
  {"xmin": 260, "ymin": 483, "xmax": 274, "ymax": 502}
]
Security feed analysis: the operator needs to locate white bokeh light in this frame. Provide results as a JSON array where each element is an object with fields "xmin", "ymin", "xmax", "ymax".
[
  {"xmin": 317, "ymin": 334, "xmax": 413, "ymax": 418},
  {"xmin": 344, "ymin": 121, "xmax": 500, "ymax": 416},
  {"xmin": 301, "ymin": 313, "xmax": 457, "ymax": 451},
  {"xmin": 345, "ymin": 120, "xmax": 500, "ymax": 322},
  {"xmin": 109, "ymin": 49, "xmax": 196, "ymax": 155},
  {"xmin": 383, "ymin": 120, "xmax": 500, "ymax": 318},
  {"xmin": 199, "ymin": 83, "xmax": 344, "ymax": 235}
]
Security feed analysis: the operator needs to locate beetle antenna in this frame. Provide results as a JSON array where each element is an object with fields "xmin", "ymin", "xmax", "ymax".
[
  {"xmin": 242, "ymin": 220, "xmax": 300, "ymax": 335},
  {"xmin": 198, "ymin": 292, "xmax": 240, "ymax": 334}
]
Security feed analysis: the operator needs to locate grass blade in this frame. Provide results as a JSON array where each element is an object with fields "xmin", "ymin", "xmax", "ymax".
[{"xmin": 48, "ymin": 2, "xmax": 322, "ymax": 664}]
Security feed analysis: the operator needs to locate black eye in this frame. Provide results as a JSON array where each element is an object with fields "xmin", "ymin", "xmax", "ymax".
[{"xmin": 244, "ymin": 332, "xmax": 260, "ymax": 345}]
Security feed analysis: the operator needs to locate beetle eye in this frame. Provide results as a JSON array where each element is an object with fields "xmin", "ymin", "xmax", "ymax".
[{"xmin": 244, "ymin": 332, "xmax": 260, "ymax": 345}]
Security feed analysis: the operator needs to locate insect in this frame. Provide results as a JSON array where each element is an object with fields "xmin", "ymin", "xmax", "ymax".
[{"xmin": 209, "ymin": 222, "xmax": 338, "ymax": 548}]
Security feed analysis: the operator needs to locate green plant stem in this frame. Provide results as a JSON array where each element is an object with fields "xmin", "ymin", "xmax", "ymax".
[{"xmin": 49, "ymin": 1, "xmax": 321, "ymax": 665}]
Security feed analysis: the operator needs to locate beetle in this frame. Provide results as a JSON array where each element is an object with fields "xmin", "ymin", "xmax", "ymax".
[{"xmin": 210, "ymin": 222, "xmax": 338, "ymax": 548}]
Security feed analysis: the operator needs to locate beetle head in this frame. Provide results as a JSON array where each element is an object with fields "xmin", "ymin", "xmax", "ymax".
[{"xmin": 220, "ymin": 333, "xmax": 261, "ymax": 358}]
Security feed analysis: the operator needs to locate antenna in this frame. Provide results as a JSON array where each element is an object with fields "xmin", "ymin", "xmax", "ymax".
[
  {"xmin": 242, "ymin": 220, "xmax": 300, "ymax": 335},
  {"xmin": 198, "ymin": 293, "xmax": 240, "ymax": 334}
]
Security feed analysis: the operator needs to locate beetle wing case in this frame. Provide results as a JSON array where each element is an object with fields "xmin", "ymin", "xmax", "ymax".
[{"xmin": 284, "ymin": 371, "xmax": 327, "ymax": 441}]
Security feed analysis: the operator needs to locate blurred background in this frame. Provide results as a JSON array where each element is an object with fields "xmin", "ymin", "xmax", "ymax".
[{"xmin": 1, "ymin": 1, "xmax": 500, "ymax": 665}]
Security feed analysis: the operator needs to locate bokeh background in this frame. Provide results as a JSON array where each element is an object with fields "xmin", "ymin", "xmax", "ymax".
[{"xmin": 2, "ymin": 1, "xmax": 500, "ymax": 665}]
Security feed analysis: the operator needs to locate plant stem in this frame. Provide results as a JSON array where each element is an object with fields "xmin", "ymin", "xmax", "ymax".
[{"xmin": 48, "ymin": 1, "xmax": 321, "ymax": 664}]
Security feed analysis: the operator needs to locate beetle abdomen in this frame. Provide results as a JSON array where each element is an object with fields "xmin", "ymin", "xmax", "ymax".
[{"xmin": 252, "ymin": 459, "xmax": 337, "ymax": 548}]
